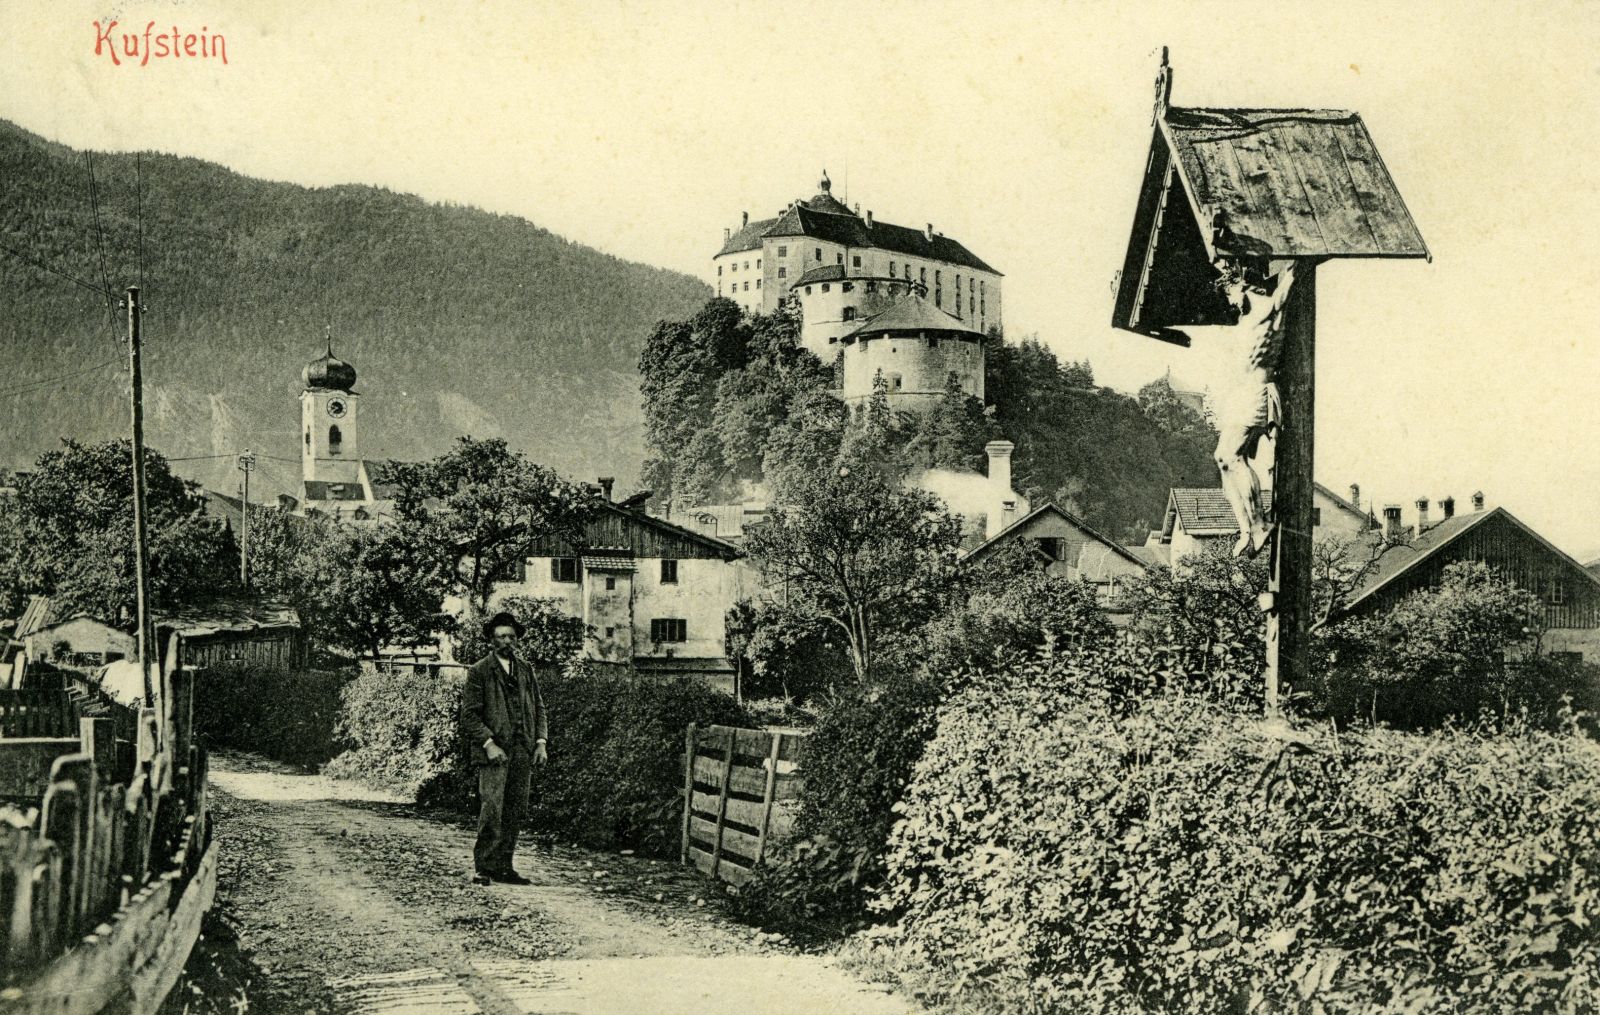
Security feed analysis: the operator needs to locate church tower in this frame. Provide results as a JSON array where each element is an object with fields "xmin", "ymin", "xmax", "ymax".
[{"xmin": 300, "ymin": 329, "xmax": 362, "ymax": 486}]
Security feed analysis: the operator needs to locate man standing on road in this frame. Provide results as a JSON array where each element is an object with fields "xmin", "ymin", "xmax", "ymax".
[{"xmin": 461, "ymin": 611, "xmax": 548, "ymax": 885}]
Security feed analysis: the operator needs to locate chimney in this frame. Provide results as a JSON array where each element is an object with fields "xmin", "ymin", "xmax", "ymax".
[
  {"xmin": 1414, "ymin": 497, "xmax": 1430, "ymax": 539},
  {"xmin": 1349, "ymin": 483, "xmax": 1360, "ymax": 508},
  {"xmin": 984, "ymin": 440, "xmax": 1015, "ymax": 539},
  {"xmin": 925, "ymin": 223, "xmax": 935, "ymax": 243},
  {"xmin": 723, "ymin": 227, "xmax": 730, "ymax": 242},
  {"xmin": 1383, "ymin": 504, "xmax": 1403, "ymax": 542},
  {"xmin": 865, "ymin": 209, "xmax": 873, "ymax": 228},
  {"xmin": 741, "ymin": 210, "xmax": 749, "ymax": 227},
  {"xmin": 854, "ymin": 202, "xmax": 860, "ymax": 215},
  {"xmin": 1472, "ymin": 490, "xmax": 1485, "ymax": 512},
  {"xmin": 1441, "ymin": 495, "xmax": 1455, "ymax": 519},
  {"xmin": 598, "ymin": 477, "xmax": 615, "ymax": 501}
]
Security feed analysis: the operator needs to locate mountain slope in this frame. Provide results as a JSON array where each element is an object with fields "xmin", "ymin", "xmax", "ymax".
[{"xmin": 0, "ymin": 119, "xmax": 710, "ymax": 501}]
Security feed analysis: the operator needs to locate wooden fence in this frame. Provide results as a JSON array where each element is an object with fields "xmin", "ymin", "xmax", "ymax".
[
  {"xmin": 680, "ymin": 724, "xmax": 807, "ymax": 886},
  {"xmin": 0, "ymin": 635, "xmax": 216, "ymax": 1015},
  {"xmin": 0, "ymin": 690, "xmax": 76, "ymax": 739}
]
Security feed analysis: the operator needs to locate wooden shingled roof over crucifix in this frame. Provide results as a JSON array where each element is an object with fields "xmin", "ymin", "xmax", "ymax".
[{"xmin": 1113, "ymin": 48, "xmax": 1429, "ymax": 344}]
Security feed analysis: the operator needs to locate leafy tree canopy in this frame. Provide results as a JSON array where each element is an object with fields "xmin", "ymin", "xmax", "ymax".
[{"xmin": 4, "ymin": 438, "xmax": 237, "ymax": 624}]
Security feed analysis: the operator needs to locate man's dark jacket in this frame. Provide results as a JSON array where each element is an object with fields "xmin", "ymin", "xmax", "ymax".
[{"xmin": 460, "ymin": 652, "xmax": 548, "ymax": 766}]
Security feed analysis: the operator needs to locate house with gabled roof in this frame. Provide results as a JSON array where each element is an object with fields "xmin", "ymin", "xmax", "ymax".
[
  {"xmin": 480, "ymin": 485, "xmax": 754, "ymax": 692},
  {"xmin": 964, "ymin": 502, "xmax": 1149, "ymax": 607},
  {"xmin": 714, "ymin": 172, "xmax": 1002, "ymax": 353},
  {"xmin": 1154, "ymin": 482, "xmax": 1378, "ymax": 574},
  {"xmin": 1338, "ymin": 502, "xmax": 1600, "ymax": 663}
]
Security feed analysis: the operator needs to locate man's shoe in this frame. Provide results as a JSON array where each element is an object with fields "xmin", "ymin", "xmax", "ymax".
[
  {"xmin": 490, "ymin": 869, "xmax": 532, "ymax": 885},
  {"xmin": 470, "ymin": 870, "xmax": 493, "ymax": 885}
]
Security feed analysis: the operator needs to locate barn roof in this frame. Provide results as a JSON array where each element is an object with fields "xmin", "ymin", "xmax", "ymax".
[
  {"xmin": 1113, "ymin": 51, "xmax": 1427, "ymax": 342},
  {"xmin": 16, "ymin": 595, "xmax": 54, "ymax": 638},
  {"xmin": 1342, "ymin": 507, "xmax": 1600, "ymax": 615}
]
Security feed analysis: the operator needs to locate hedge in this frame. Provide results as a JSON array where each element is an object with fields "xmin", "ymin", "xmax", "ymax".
[
  {"xmin": 325, "ymin": 663, "xmax": 753, "ymax": 856},
  {"xmin": 191, "ymin": 663, "xmax": 353, "ymax": 767},
  {"xmin": 876, "ymin": 655, "xmax": 1600, "ymax": 1013}
]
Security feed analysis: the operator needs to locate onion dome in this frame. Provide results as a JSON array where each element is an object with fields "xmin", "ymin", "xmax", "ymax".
[
  {"xmin": 804, "ymin": 168, "xmax": 855, "ymax": 217},
  {"xmin": 303, "ymin": 326, "xmax": 357, "ymax": 391}
]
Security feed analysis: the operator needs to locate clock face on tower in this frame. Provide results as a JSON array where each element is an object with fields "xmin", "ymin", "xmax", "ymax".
[{"xmin": 326, "ymin": 398, "xmax": 348, "ymax": 419}]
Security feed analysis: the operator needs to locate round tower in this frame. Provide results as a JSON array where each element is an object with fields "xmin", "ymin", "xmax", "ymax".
[{"xmin": 835, "ymin": 292, "xmax": 985, "ymax": 411}]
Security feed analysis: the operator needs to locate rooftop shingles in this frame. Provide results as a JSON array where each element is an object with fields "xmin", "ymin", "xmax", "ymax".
[
  {"xmin": 845, "ymin": 296, "xmax": 982, "ymax": 339},
  {"xmin": 761, "ymin": 204, "xmax": 1000, "ymax": 275}
]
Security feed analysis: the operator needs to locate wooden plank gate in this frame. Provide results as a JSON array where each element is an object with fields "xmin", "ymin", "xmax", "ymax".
[{"xmin": 680, "ymin": 724, "xmax": 806, "ymax": 886}]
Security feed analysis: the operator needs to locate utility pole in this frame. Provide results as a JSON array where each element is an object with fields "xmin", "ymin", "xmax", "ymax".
[
  {"xmin": 237, "ymin": 449, "xmax": 256, "ymax": 588},
  {"xmin": 126, "ymin": 285, "xmax": 154, "ymax": 704}
]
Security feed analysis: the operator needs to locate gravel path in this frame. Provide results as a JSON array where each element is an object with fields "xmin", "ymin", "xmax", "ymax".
[{"xmin": 162, "ymin": 753, "xmax": 914, "ymax": 1015}]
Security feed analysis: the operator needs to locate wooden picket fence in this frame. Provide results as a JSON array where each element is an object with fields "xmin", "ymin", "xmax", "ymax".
[
  {"xmin": 0, "ymin": 635, "xmax": 216, "ymax": 1015},
  {"xmin": 680, "ymin": 724, "xmax": 806, "ymax": 886},
  {"xmin": 0, "ymin": 690, "xmax": 76, "ymax": 739}
]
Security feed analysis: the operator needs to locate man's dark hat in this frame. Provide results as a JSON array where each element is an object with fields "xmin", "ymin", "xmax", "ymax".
[{"xmin": 483, "ymin": 611, "xmax": 525, "ymax": 639}]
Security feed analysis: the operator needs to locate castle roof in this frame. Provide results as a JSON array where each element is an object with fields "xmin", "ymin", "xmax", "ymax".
[
  {"xmin": 762, "ymin": 204, "xmax": 1000, "ymax": 275},
  {"xmin": 717, "ymin": 216, "xmax": 777, "ymax": 257},
  {"xmin": 844, "ymin": 296, "xmax": 982, "ymax": 340}
]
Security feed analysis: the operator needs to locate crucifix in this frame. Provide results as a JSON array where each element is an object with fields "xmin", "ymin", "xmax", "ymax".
[{"xmin": 1111, "ymin": 49, "xmax": 1428, "ymax": 713}]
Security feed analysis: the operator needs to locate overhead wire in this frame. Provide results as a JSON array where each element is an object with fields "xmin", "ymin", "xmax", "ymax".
[
  {"xmin": 0, "ymin": 242, "xmax": 115, "ymax": 299},
  {"xmin": 0, "ymin": 358, "xmax": 123, "ymax": 398},
  {"xmin": 83, "ymin": 152, "xmax": 125, "ymax": 360}
]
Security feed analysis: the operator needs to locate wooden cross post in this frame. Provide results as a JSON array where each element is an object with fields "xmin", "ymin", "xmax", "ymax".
[
  {"xmin": 1110, "ymin": 50, "xmax": 1427, "ymax": 716},
  {"xmin": 1267, "ymin": 264, "xmax": 1316, "ymax": 714}
]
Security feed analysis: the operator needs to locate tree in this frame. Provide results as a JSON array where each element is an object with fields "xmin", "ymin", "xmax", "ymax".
[
  {"xmin": 900, "ymin": 372, "xmax": 997, "ymax": 473},
  {"xmin": 6, "ymin": 438, "xmax": 237, "ymax": 623},
  {"xmin": 452, "ymin": 594, "xmax": 588, "ymax": 666},
  {"xmin": 385, "ymin": 437, "xmax": 601, "ymax": 611},
  {"xmin": 293, "ymin": 523, "xmax": 452, "ymax": 660},
  {"xmin": 1137, "ymin": 375, "xmax": 1210, "ymax": 436},
  {"xmin": 1120, "ymin": 541, "xmax": 1271, "ymax": 680},
  {"xmin": 742, "ymin": 450, "xmax": 964, "ymax": 684}
]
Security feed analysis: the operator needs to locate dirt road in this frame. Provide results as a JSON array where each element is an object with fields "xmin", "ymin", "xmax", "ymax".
[{"xmin": 163, "ymin": 754, "xmax": 914, "ymax": 1015}]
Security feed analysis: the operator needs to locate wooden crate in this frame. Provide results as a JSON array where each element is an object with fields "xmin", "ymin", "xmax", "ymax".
[{"xmin": 679, "ymin": 724, "xmax": 806, "ymax": 887}]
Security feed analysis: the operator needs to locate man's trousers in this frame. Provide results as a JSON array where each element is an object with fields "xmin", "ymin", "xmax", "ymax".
[{"xmin": 474, "ymin": 742, "xmax": 531, "ymax": 874}]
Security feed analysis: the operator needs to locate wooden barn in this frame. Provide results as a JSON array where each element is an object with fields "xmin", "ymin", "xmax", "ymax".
[{"xmin": 1339, "ymin": 505, "xmax": 1600, "ymax": 663}]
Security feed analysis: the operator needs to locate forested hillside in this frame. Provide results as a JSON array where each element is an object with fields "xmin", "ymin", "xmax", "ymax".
[
  {"xmin": 640, "ymin": 298, "xmax": 1219, "ymax": 541},
  {"xmin": 0, "ymin": 119, "xmax": 710, "ymax": 500}
]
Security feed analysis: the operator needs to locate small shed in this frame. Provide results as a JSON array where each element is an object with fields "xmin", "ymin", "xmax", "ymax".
[
  {"xmin": 156, "ymin": 596, "xmax": 307, "ymax": 670},
  {"xmin": 1112, "ymin": 50, "xmax": 1428, "ymax": 344}
]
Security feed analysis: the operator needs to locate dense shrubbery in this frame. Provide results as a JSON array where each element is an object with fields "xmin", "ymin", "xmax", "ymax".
[
  {"xmin": 324, "ymin": 665, "xmax": 461, "ymax": 797},
  {"xmin": 873, "ymin": 651, "xmax": 1600, "ymax": 1013},
  {"xmin": 325, "ymin": 663, "xmax": 752, "ymax": 857},
  {"xmin": 735, "ymin": 671, "xmax": 944, "ymax": 940},
  {"xmin": 191, "ymin": 663, "xmax": 353, "ymax": 767}
]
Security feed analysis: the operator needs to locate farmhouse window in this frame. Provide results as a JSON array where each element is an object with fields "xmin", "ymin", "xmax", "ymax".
[
  {"xmin": 853, "ymin": 255, "xmax": 862, "ymax": 268},
  {"xmin": 1550, "ymin": 578, "xmax": 1566, "ymax": 605},
  {"xmin": 605, "ymin": 576, "xmax": 616, "ymax": 591},
  {"xmin": 778, "ymin": 245, "xmax": 787, "ymax": 256},
  {"xmin": 661, "ymin": 559, "xmax": 679, "ymax": 584},
  {"xmin": 651, "ymin": 618, "xmax": 687, "ymax": 643},
  {"xmin": 843, "ymin": 307, "xmax": 857, "ymax": 321},
  {"xmin": 551, "ymin": 557, "xmax": 579, "ymax": 583},
  {"xmin": 778, "ymin": 267, "xmax": 787, "ymax": 279}
]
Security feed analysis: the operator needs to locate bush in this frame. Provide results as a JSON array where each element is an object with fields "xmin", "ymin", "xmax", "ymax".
[
  {"xmin": 734, "ymin": 670, "xmax": 944, "ymax": 940},
  {"xmin": 876, "ymin": 652, "xmax": 1600, "ymax": 1013},
  {"xmin": 192, "ymin": 663, "xmax": 353, "ymax": 767},
  {"xmin": 324, "ymin": 662, "xmax": 753, "ymax": 856},
  {"xmin": 324, "ymin": 665, "xmax": 462, "ymax": 797}
]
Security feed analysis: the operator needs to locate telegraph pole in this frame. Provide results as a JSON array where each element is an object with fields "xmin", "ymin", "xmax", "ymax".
[
  {"xmin": 237, "ymin": 449, "xmax": 256, "ymax": 587},
  {"xmin": 126, "ymin": 285, "xmax": 154, "ymax": 703}
]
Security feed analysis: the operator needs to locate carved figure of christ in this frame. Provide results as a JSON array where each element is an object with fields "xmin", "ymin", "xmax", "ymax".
[{"xmin": 1207, "ymin": 257, "xmax": 1298, "ymax": 557}]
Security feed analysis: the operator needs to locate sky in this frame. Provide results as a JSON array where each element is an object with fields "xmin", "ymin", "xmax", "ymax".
[{"xmin": 2, "ymin": 0, "xmax": 1599, "ymax": 557}]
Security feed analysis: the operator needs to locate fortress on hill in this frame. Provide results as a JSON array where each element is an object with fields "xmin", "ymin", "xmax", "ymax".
[{"xmin": 714, "ymin": 172, "xmax": 1002, "ymax": 411}]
